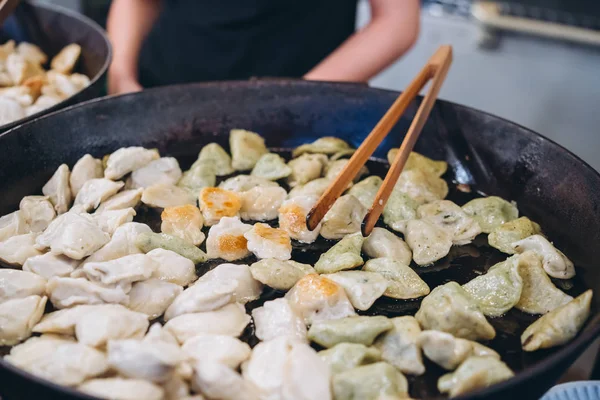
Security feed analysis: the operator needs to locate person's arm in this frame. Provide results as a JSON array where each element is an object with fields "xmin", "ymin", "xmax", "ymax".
[
  {"xmin": 304, "ymin": 0, "xmax": 420, "ymax": 82},
  {"xmin": 107, "ymin": 0, "xmax": 162, "ymax": 94}
]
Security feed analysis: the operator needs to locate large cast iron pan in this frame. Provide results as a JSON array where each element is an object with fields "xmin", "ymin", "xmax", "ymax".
[
  {"xmin": 0, "ymin": 80, "xmax": 599, "ymax": 400},
  {"xmin": 0, "ymin": 0, "xmax": 111, "ymax": 133}
]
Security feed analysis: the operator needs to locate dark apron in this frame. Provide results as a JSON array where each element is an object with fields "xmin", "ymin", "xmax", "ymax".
[{"xmin": 138, "ymin": 0, "xmax": 357, "ymax": 87}]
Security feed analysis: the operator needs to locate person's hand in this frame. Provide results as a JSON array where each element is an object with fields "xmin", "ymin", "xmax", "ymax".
[{"xmin": 108, "ymin": 70, "xmax": 143, "ymax": 95}]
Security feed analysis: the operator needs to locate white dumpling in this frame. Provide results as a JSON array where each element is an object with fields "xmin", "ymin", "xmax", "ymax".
[
  {"xmin": 362, "ymin": 227, "xmax": 412, "ymax": 265},
  {"xmin": 230, "ymin": 129, "xmax": 268, "ymax": 171},
  {"xmin": 192, "ymin": 360, "xmax": 259, "ymax": 400},
  {"xmin": 144, "ymin": 322, "xmax": 179, "ymax": 345},
  {"xmin": 142, "ymin": 183, "xmax": 197, "ymax": 208},
  {"xmin": 393, "ymin": 169, "xmax": 448, "ymax": 204},
  {"xmin": 415, "ymin": 282, "xmax": 496, "ymax": 341},
  {"xmin": 462, "ymin": 196, "xmax": 518, "ymax": 233},
  {"xmin": 521, "ymin": 290, "xmax": 592, "ymax": 352},
  {"xmin": 251, "ymin": 153, "xmax": 292, "ymax": 180},
  {"xmin": 314, "ymin": 232, "xmax": 364, "ymax": 274},
  {"xmin": 239, "ymin": 186, "xmax": 287, "ymax": 221},
  {"xmin": 0, "ymin": 233, "xmax": 43, "ymax": 265},
  {"xmin": 0, "ymin": 295, "xmax": 47, "ymax": 345},
  {"xmin": 488, "ymin": 217, "xmax": 542, "ymax": 254},
  {"xmin": 242, "ymin": 336, "xmax": 294, "ymax": 399},
  {"xmin": 0, "ymin": 269, "xmax": 46, "ymax": 302},
  {"xmin": 35, "ymin": 211, "xmax": 110, "ymax": 260},
  {"xmin": 6, "ymin": 334, "xmax": 108, "ymax": 386},
  {"xmin": 82, "ymin": 253, "xmax": 158, "ymax": 291},
  {"xmin": 320, "ymin": 195, "xmax": 367, "ymax": 240},
  {"xmin": 417, "ymin": 200, "xmax": 482, "ymax": 245},
  {"xmin": 46, "ymin": 277, "xmax": 129, "ymax": 309},
  {"xmin": 104, "ymin": 147, "xmax": 160, "ymax": 180},
  {"xmin": 164, "ymin": 279, "xmax": 236, "ymax": 321},
  {"xmin": 0, "ymin": 210, "xmax": 27, "ymax": 242},
  {"xmin": 512, "ymin": 234, "xmax": 575, "ymax": 279},
  {"xmin": 92, "ymin": 208, "xmax": 136, "ymax": 235},
  {"xmin": 75, "ymin": 304, "xmax": 149, "ymax": 347},
  {"xmin": 148, "ymin": 248, "xmax": 197, "ymax": 287},
  {"xmin": 79, "ymin": 378, "xmax": 164, "ymax": 400},
  {"xmin": 244, "ymin": 223, "xmax": 292, "ymax": 260},
  {"xmin": 194, "ymin": 142, "xmax": 234, "ymax": 176},
  {"xmin": 281, "ymin": 341, "xmax": 332, "ymax": 400},
  {"xmin": 74, "ymin": 178, "xmax": 124, "ymax": 211},
  {"xmin": 285, "ymin": 274, "xmax": 356, "ymax": 325},
  {"xmin": 130, "ymin": 157, "xmax": 182, "ymax": 189},
  {"xmin": 252, "ymin": 298, "xmax": 307, "ymax": 342},
  {"xmin": 438, "ymin": 356, "xmax": 514, "ymax": 397},
  {"xmin": 96, "ymin": 188, "xmax": 143, "ymax": 212},
  {"xmin": 19, "ymin": 195, "xmax": 56, "ymax": 233},
  {"xmin": 404, "ymin": 219, "xmax": 453, "ymax": 266},
  {"xmin": 286, "ymin": 153, "xmax": 328, "ymax": 187},
  {"xmin": 363, "ymin": 258, "xmax": 430, "ymax": 300},
  {"xmin": 219, "ymin": 175, "xmax": 279, "ymax": 192},
  {"xmin": 278, "ymin": 195, "xmax": 322, "ymax": 243},
  {"xmin": 332, "ymin": 362, "xmax": 409, "ymax": 400},
  {"xmin": 318, "ymin": 343, "xmax": 381, "ymax": 375},
  {"xmin": 374, "ymin": 316, "xmax": 424, "ymax": 375},
  {"xmin": 42, "ymin": 164, "xmax": 72, "ymax": 214},
  {"xmin": 164, "ymin": 303, "xmax": 251, "ymax": 343},
  {"xmin": 69, "ymin": 154, "xmax": 104, "ymax": 196},
  {"xmin": 129, "ymin": 278, "xmax": 183, "ymax": 319},
  {"xmin": 323, "ymin": 271, "xmax": 388, "ymax": 311},
  {"xmin": 197, "ymin": 263, "xmax": 263, "ymax": 303},
  {"xmin": 83, "ymin": 222, "xmax": 151, "ymax": 265},
  {"xmin": 23, "ymin": 252, "xmax": 79, "ymax": 279},
  {"xmin": 182, "ymin": 334, "xmax": 252, "ymax": 368},
  {"xmin": 34, "ymin": 304, "xmax": 99, "ymax": 336},
  {"xmin": 199, "ymin": 187, "xmax": 242, "ymax": 225},
  {"xmin": 206, "ymin": 216, "xmax": 252, "ymax": 261},
  {"xmin": 0, "ymin": 97, "xmax": 25, "ymax": 125},
  {"xmin": 161, "ymin": 204, "xmax": 205, "ymax": 246},
  {"xmin": 250, "ymin": 258, "xmax": 315, "ymax": 291},
  {"xmin": 107, "ymin": 338, "xmax": 184, "ymax": 382},
  {"xmin": 287, "ymin": 177, "xmax": 331, "ymax": 199}
]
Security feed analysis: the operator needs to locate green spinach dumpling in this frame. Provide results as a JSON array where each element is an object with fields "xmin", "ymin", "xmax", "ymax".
[
  {"xmin": 332, "ymin": 362, "xmax": 409, "ymax": 400},
  {"xmin": 250, "ymin": 259, "xmax": 315, "ymax": 291},
  {"xmin": 286, "ymin": 154, "xmax": 328, "ymax": 187},
  {"xmin": 417, "ymin": 200, "xmax": 482, "ymax": 245},
  {"xmin": 363, "ymin": 258, "xmax": 429, "ymax": 300},
  {"xmin": 462, "ymin": 196, "xmax": 518, "ymax": 233},
  {"xmin": 324, "ymin": 159, "xmax": 368, "ymax": 183},
  {"xmin": 287, "ymin": 178, "xmax": 331, "ymax": 199},
  {"xmin": 314, "ymin": 232, "xmax": 364, "ymax": 274},
  {"xmin": 362, "ymin": 228, "xmax": 412, "ymax": 266},
  {"xmin": 229, "ymin": 129, "xmax": 268, "ymax": 171},
  {"xmin": 308, "ymin": 316, "xmax": 392, "ymax": 348},
  {"xmin": 319, "ymin": 343, "xmax": 381, "ymax": 375},
  {"xmin": 438, "ymin": 356, "xmax": 513, "ymax": 397},
  {"xmin": 251, "ymin": 153, "xmax": 292, "ymax": 181},
  {"xmin": 347, "ymin": 176, "xmax": 382, "ymax": 209},
  {"xmin": 393, "ymin": 169, "xmax": 448, "ymax": 204},
  {"xmin": 488, "ymin": 217, "xmax": 542, "ymax": 254},
  {"xmin": 323, "ymin": 271, "xmax": 388, "ymax": 311},
  {"xmin": 382, "ymin": 189, "xmax": 419, "ymax": 234},
  {"xmin": 320, "ymin": 195, "xmax": 367, "ymax": 240},
  {"xmin": 193, "ymin": 143, "xmax": 234, "ymax": 176},
  {"xmin": 404, "ymin": 220, "xmax": 453, "ymax": 266},
  {"xmin": 135, "ymin": 232, "xmax": 207, "ymax": 264},
  {"xmin": 178, "ymin": 163, "xmax": 217, "ymax": 192},
  {"xmin": 374, "ymin": 316, "xmax": 424, "ymax": 375},
  {"xmin": 292, "ymin": 137, "xmax": 352, "ymax": 158},
  {"xmin": 388, "ymin": 150, "xmax": 447, "ymax": 178}
]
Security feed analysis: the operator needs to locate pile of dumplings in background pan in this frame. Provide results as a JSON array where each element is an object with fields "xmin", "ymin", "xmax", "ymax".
[
  {"xmin": 0, "ymin": 129, "xmax": 593, "ymax": 400},
  {"xmin": 0, "ymin": 40, "xmax": 90, "ymax": 126}
]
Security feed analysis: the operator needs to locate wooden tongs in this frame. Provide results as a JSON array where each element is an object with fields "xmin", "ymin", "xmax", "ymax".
[{"xmin": 306, "ymin": 45, "xmax": 453, "ymax": 236}]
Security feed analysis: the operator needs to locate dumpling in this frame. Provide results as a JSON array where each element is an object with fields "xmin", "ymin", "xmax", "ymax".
[
  {"xmin": 250, "ymin": 259, "xmax": 315, "ymax": 290},
  {"xmin": 164, "ymin": 279, "xmax": 236, "ymax": 320},
  {"xmin": 394, "ymin": 169, "xmax": 448, "ymax": 204},
  {"xmin": 70, "ymin": 154, "xmax": 104, "ymax": 196},
  {"xmin": 0, "ymin": 269, "xmax": 47, "ymax": 303},
  {"xmin": 128, "ymin": 279, "xmax": 183, "ymax": 319},
  {"xmin": 96, "ymin": 188, "xmax": 143, "ymax": 212},
  {"xmin": 331, "ymin": 149, "xmax": 356, "ymax": 160},
  {"xmin": 314, "ymin": 232, "xmax": 364, "ymax": 274},
  {"xmin": 135, "ymin": 232, "xmax": 208, "ymax": 264},
  {"xmin": 219, "ymin": 175, "xmax": 279, "ymax": 192},
  {"xmin": 285, "ymin": 274, "xmax": 356, "ymax": 325},
  {"xmin": 462, "ymin": 196, "xmax": 518, "ymax": 233},
  {"xmin": 104, "ymin": 147, "xmax": 160, "ymax": 180},
  {"xmin": 19, "ymin": 196, "xmax": 56, "ymax": 232},
  {"xmin": 320, "ymin": 194, "xmax": 367, "ymax": 239},
  {"xmin": 178, "ymin": 162, "xmax": 218, "ymax": 193},
  {"xmin": 148, "ymin": 248, "xmax": 197, "ymax": 286},
  {"xmin": 142, "ymin": 183, "xmax": 196, "ymax": 208},
  {"xmin": 183, "ymin": 334, "xmax": 251, "ymax": 368},
  {"xmin": 79, "ymin": 378, "xmax": 164, "ymax": 400},
  {"xmin": 42, "ymin": 164, "xmax": 72, "ymax": 214},
  {"xmin": 7, "ymin": 335, "xmax": 108, "ymax": 386},
  {"xmin": 242, "ymin": 336, "xmax": 293, "ymax": 399},
  {"xmin": 199, "ymin": 187, "xmax": 242, "ymax": 225},
  {"xmin": 417, "ymin": 200, "xmax": 482, "ymax": 245},
  {"xmin": 0, "ymin": 210, "xmax": 27, "ymax": 242},
  {"xmin": 286, "ymin": 153, "xmax": 328, "ymax": 187},
  {"xmin": 74, "ymin": 178, "xmax": 124, "ymax": 211},
  {"xmin": 488, "ymin": 217, "xmax": 542, "ymax": 254},
  {"xmin": 0, "ymin": 295, "xmax": 47, "ymax": 345},
  {"xmin": 287, "ymin": 178, "xmax": 331, "ymax": 199},
  {"xmin": 404, "ymin": 219, "xmax": 453, "ymax": 266},
  {"xmin": 323, "ymin": 271, "xmax": 387, "ymax": 311},
  {"xmin": 0, "ymin": 97, "xmax": 25, "ymax": 125},
  {"xmin": 239, "ymin": 186, "xmax": 287, "ymax": 221},
  {"xmin": 374, "ymin": 316, "xmax": 424, "ymax": 375},
  {"xmin": 0, "ymin": 233, "xmax": 43, "ymax": 265},
  {"xmin": 280, "ymin": 341, "xmax": 332, "ymax": 400},
  {"xmin": 194, "ymin": 142, "xmax": 234, "ymax": 176},
  {"xmin": 521, "ymin": 290, "xmax": 592, "ymax": 352},
  {"xmin": 107, "ymin": 338, "xmax": 184, "ymax": 382},
  {"xmin": 382, "ymin": 189, "xmax": 419, "ymax": 234},
  {"xmin": 415, "ymin": 282, "xmax": 496, "ymax": 341},
  {"xmin": 49, "ymin": 43, "xmax": 80, "ymax": 73},
  {"xmin": 191, "ymin": 360, "xmax": 259, "ymax": 400},
  {"xmin": 319, "ymin": 343, "xmax": 381, "ymax": 375},
  {"xmin": 362, "ymin": 227, "xmax": 412, "ymax": 265},
  {"xmin": 512, "ymin": 234, "xmax": 575, "ymax": 279},
  {"xmin": 16, "ymin": 42, "xmax": 47, "ymax": 64},
  {"xmin": 438, "ymin": 356, "xmax": 514, "ymax": 397},
  {"xmin": 418, "ymin": 330, "xmax": 499, "ymax": 371},
  {"xmin": 308, "ymin": 316, "xmax": 392, "ymax": 348},
  {"xmin": 130, "ymin": 157, "xmax": 182, "ymax": 189},
  {"xmin": 164, "ymin": 303, "xmax": 251, "ymax": 343},
  {"xmin": 324, "ymin": 159, "xmax": 368, "ymax": 182},
  {"xmin": 46, "ymin": 277, "xmax": 130, "ymax": 309},
  {"xmin": 252, "ymin": 298, "xmax": 307, "ymax": 342},
  {"xmin": 206, "ymin": 216, "xmax": 252, "ymax": 261},
  {"xmin": 515, "ymin": 251, "xmax": 572, "ymax": 314},
  {"xmin": 347, "ymin": 176, "xmax": 383, "ymax": 209},
  {"xmin": 462, "ymin": 254, "xmax": 524, "ymax": 317},
  {"xmin": 75, "ymin": 304, "xmax": 149, "ymax": 347},
  {"xmin": 363, "ymin": 258, "xmax": 429, "ymax": 300},
  {"xmin": 388, "ymin": 150, "xmax": 448, "ymax": 177},
  {"xmin": 144, "ymin": 322, "xmax": 179, "ymax": 345},
  {"xmin": 332, "ymin": 362, "xmax": 409, "ymax": 400},
  {"xmin": 161, "ymin": 204, "xmax": 205, "ymax": 246},
  {"xmin": 23, "ymin": 252, "xmax": 79, "ymax": 279},
  {"xmin": 197, "ymin": 263, "xmax": 263, "ymax": 303},
  {"xmin": 33, "ymin": 304, "xmax": 99, "ymax": 336},
  {"xmin": 292, "ymin": 137, "xmax": 352, "ymax": 157},
  {"xmin": 92, "ymin": 208, "xmax": 136, "ymax": 235},
  {"xmin": 278, "ymin": 195, "xmax": 322, "ymax": 243},
  {"xmin": 84, "ymin": 222, "xmax": 151, "ymax": 265},
  {"xmin": 81, "ymin": 253, "xmax": 157, "ymax": 291},
  {"xmin": 244, "ymin": 223, "xmax": 292, "ymax": 260},
  {"xmin": 230, "ymin": 129, "xmax": 268, "ymax": 171},
  {"xmin": 251, "ymin": 153, "xmax": 292, "ymax": 180}
]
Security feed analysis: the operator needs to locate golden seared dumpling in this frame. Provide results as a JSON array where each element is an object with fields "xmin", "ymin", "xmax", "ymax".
[
  {"xmin": 250, "ymin": 259, "xmax": 315, "ymax": 291},
  {"xmin": 292, "ymin": 137, "xmax": 352, "ymax": 157},
  {"xmin": 417, "ymin": 200, "xmax": 482, "ymax": 245},
  {"xmin": 319, "ymin": 343, "xmax": 381, "ymax": 375},
  {"xmin": 69, "ymin": 154, "xmax": 104, "ymax": 196},
  {"xmin": 332, "ymin": 362, "xmax": 409, "ymax": 400},
  {"xmin": 314, "ymin": 232, "xmax": 364, "ymax": 274},
  {"xmin": 512, "ymin": 234, "xmax": 575, "ymax": 279},
  {"xmin": 394, "ymin": 169, "xmax": 449, "ymax": 204},
  {"xmin": 244, "ymin": 223, "xmax": 292, "ymax": 260},
  {"xmin": 288, "ymin": 177, "xmax": 331, "ymax": 199},
  {"xmin": 415, "ymin": 282, "xmax": 496, "ymax": 341},
  {"xmin": 320, "ymin": 195, "xmax": 367, "ymax": 240},
  {"xmin": 0, "ymin": 295, "xmax": 47, "ymax": 345},
  {"xmin": 229, "ymin": 129, "xmax": 268, "ymax": 171},
  {"xmin": 19, "ymin": 195, "xmax": 55, "ymax": 233},
  {"xmin": 404, "ymin": 219, "xmax": 453, "ymax": 266},
  {"xmin": 16, "ymin": 42, "xmax": 47, "ymax": 64},
  {"xmin": 251, "ymin": 153, "xmax": 292, "ymax": 181},
  {"xmin": 418, "ymin": 330, "xmax": 499, "ymax": 370},
  {"xmin": 488, "ymin": 216, "xmax": 542, "ymax": 254},
  {"xmin": 462, "ymin": 196, "xmax": 518, "ymax": 233},
  {"xmin": 130, "ymin": 157, "xmax": 182, "ymax": 189},
  {"xmin": 323, "ymin": 271, "xmax": 388, "ymax": 311},
  {"xmin": 50, "ymin": 43, "xmax": 81, "ymax": 74},
  {"xmin": 374, "ymin": 316, "xmax": 424, "ymax": 376},
  {"xmin": 161, "ymin": 204, "xmax": 205, "ymax": 246},
  {"xmin": 285, "ymin": 274, "xmax": 356, "ymax": 325},
  {"xmin": 438, "ymin": 356, "xmax": 513, "ymax": 397},
  {"xmin": 79, "ymin": 378, "xmax": 164, "ymax": 400},
  {"xmin": 239, "ymin": 186, "xmax": 287, "ymax": 221},
  {"xmin": 382, "ymin": 189, "xmax": 419, "ymax": 234},
  {"xmin": 104, "ymin": 147, "xmax": 159, "ymax": 180},
  {"xmin": 388, "ymin": 150, "xmax": 448, "ymax": 178},
  {"xmin": 252, "ymin": 298, "xmax": 307, "ymax": 342},
  {"xmin": 198, "ymin": 187, "xmax": 242, "ymax": 226},
  {"xmin": 363, "ymin": 258, "xmax": 429, "ymax": 300},
  {"xmin": 141, "ymin": 183, "xmax": 196, "ymax": 209},
  {"xmin": 194, "ymin": 142, "xmax": 234, "ymax": 176},
  {"xmin": 521, "ymin": 290, "xmax": 592, "ymax": 352},
  {"xmin": 308, "ymin": 316, "xmax": 392, "ymax": 348},
  {"xmin": 286, "ymin": 153, "xmax": 328, "ymax": 187},
  {"xmin": 362, "ymin": 227, "xmax": 412, "ymax": 265},
  {"xmin": 347, "ymin": 176, "xmax": 383, "ymax": 209},
  {"xmin": 42, "ymin": 164, "xmax": 72, "ymax": 214},
  {"xmin": 278, "ymin": 195, "xmax": 322, "ymax": 243},
  {"xmin": 135, "ymin": 232, "xmax": 208, "ymax": 264},
  {"xmin": 206, "ymin": 216, "xmax": 252, "ymax": 261}
]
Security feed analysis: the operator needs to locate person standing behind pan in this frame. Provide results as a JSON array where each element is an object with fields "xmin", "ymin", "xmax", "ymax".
[{"xmin": 107, "ymin": 0, "xmax": 420, "ymax": 94}]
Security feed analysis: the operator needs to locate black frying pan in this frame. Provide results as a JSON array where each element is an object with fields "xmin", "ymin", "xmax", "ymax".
[{"xmin": 0, "ymin": 80, "xmax": 598, "ymax": 400}]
